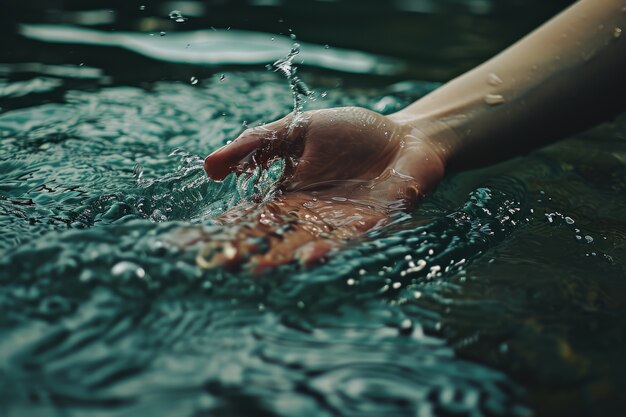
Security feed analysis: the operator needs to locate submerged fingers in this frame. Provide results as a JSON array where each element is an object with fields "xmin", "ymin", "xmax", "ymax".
[{"xmin": 203, "ymin": 114, "xmax": 307, "ymax": 181}]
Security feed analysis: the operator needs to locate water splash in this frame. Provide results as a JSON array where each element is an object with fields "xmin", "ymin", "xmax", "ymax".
[{"xmin": 267, "ymin": 42, "xmax": 314, "ymax": 116}]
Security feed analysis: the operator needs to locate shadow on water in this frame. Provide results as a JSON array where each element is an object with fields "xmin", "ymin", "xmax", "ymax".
[{"xmin": 2, "ymin": 1, "xmax": 626, "ymax": 417}]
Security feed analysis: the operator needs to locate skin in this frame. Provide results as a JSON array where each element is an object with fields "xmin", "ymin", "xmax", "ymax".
[
  {"xmin": 202, "ymin": 108, "xmax": 445, "ymax": 273},
  {"xmin": 202, "ymin": 0, "xmax": 626, "ymax": 274}
]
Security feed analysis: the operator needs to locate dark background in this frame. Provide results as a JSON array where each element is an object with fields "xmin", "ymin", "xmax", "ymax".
[{"xmin": 2, "ymin": 0, "xmax": 575, "ymax": 83}]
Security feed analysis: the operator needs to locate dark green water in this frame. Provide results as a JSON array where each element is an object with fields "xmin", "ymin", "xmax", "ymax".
[{"xmin": 2, "ymin": 2, "xmax": 626, "ymax": 417}]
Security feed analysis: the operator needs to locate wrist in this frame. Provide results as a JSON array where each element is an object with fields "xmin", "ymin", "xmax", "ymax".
[{"xmin": 389, "ymin": 111, "xmax": 461, "ymax": 175}]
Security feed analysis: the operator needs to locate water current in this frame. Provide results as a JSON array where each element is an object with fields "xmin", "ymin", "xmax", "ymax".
[{"xmin": 1, "ymin": 52, "xmax": 626, "ymax": 417}]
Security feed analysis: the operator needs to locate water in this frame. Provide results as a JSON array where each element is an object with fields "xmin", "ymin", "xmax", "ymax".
[
  {"xmin": 2, "ymin": 5, "xmax": 626, "ymax": 417},
  {"xmin": 267, "ymin": 42, "xmax": 314, "ymax": 116}
]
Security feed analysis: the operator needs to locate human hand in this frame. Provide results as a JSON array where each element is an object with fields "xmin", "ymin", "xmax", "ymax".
[{"xmin": 200, "ymin": 107, "xmax": 447, "ymax": 274}]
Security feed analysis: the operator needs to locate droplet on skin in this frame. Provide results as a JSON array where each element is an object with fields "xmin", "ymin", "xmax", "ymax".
[
  {"xmin": 190, "ymin": 76, "xmax": 198, "ymax": 85},
  {"xmin": 139, "ymin": 5, "xmax": 145, "ymax": 10},
  {"xmin": 220, "ymin": 74, "xmax": 226, "ymax": 81},
  {"xmin": 614, "ymin": 27, "xmax": 622, "ymax": 39},
  {"xmin": 159, "ymin": 31, "xmax": 166, "ymax": 36},
  {"xmin": 484, "ymin": 94, "xmax": 505, "ymax": 105},
  {"xmin": 487, "ymin": 73, "xmax": 503, "ymax": 86}
]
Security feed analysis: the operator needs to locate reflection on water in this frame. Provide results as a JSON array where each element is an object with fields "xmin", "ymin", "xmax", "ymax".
[{"xmin": 20, "ymin": 24, "xmax": 402, "ymax": 75}]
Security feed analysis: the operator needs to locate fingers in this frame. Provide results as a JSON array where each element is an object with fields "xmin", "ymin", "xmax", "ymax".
[
  {"xmin": 194, "ymin": 202, "xmax": 341, "ymax": 275},
  {"xmin": 196, "ymin": 225, "xmax": 337, "ymax": 276},
  {"xmin": 203, "ymin": 114, "xmax": 306, "ymax": 181}
]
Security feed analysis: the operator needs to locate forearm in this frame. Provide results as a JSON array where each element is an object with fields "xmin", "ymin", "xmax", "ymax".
[{"xmin": 390, "ymin": 0, "xmax": 626, "ymax": 172}]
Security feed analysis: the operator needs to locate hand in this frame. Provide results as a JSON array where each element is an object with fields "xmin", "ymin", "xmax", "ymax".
[{"xmin": 201, "ymin": 107, "xmax": 446, "ymax": 274}]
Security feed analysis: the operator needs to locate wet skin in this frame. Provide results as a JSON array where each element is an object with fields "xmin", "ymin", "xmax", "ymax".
[
  {"xmin": 199, "ymin": 1, "xmax": 626, "ymax": 273},
  {"xmin": 202, "ymin": 107, "xmax": 445, "ymax": 274}
]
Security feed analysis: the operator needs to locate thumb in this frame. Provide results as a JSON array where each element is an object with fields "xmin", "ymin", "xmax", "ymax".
[{"xmin": 203, "ymin": 114, "xmax": 305, "ymax": 181}]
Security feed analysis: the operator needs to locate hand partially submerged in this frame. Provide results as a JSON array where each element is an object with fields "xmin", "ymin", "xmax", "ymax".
[
  {"xmin": 200, "ymin": 107, "xmax": 446, "ymax": 274},
  {"xmin": 193, "ymin": 0, "xmax": 626, "ymax": 274}
]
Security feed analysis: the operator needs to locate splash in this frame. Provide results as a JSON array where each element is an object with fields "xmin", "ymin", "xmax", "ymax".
[{"xmin": 267, "ymin": 42, "xmax": 314, "ymax": 116}]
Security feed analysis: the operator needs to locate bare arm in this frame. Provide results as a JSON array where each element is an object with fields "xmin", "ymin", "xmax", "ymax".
[
  {"xmin": 201, "ymin": 0, "xmax": 626, "ymax": 271},
  {"xmin": 390, "ymin": 0, "xmax": 626, "ymax": 171}
]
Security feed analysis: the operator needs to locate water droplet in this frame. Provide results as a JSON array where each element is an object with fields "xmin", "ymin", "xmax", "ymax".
[
  {"xmin": 585, "ymin": 235, "xmax": 594, "ymax": 243},
  {"xmin": 413, "ymin": 291, "xmax": 422, "ymax": 299},
  {"xmin": 111, "ymin": 261, "xmax": 146, "ymax": 280},
  {"xmin": 484, "ymin": 94, "xmax": 505, "ymax": 105},
  {"xmin": 324, "ymin": 44, "xmax": 330, "ymax": 49},
  {"xmin": 190, "ymin": 76, "xmax": 198, "ymax": 85},
  {"xmin": 169, "ymin": 10, "xmax": 187, "ymax": 22},
  {"xmin": 399, "ymin": 319, "xmax": 413, "ymax": 335},
  {"xmin": 290, "ymin": 33, "xmax": 297, "ymax": 40},
  {"xmin": 159, "ymin": 31, "xmax": 166, "ymax": 37},
  {"xmin": 347, "ymin": 278, "xmax": 356, "ymax": 286},
  {"xmin": 565, "ymin": 216, "xmax": 575, "ymax": 224},
  {"xmin": 320, "ymin": 91, "xmax": 327, "ymax": 98},
  {"xmin": 220, "ymin": 74, "xmax": 226, "ymax": 81},
  {"xmin": 613, "ymin": 27, "xmax": 622, "ymax": 39},
  {"xmin": 487, "ymin": 73, "xmax": 503, "ymax": 86},
  {"xmin": 271, "ymin": 37, "xmax": 275, "ymax": 41},
  {"xmin": 139, "ymin": 5, "xmax": 146, "ymax": 10}
]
